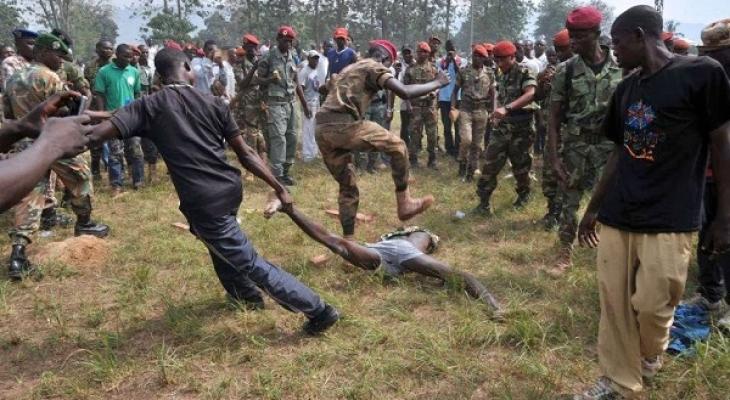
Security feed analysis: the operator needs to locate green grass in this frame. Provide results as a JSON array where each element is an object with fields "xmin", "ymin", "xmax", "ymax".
[{"xmin": 0, "ymin": 114, "xmax": 728, "ymax": 399}]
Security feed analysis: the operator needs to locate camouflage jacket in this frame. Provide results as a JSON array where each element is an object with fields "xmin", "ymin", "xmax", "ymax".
[
  {"xmin": 234, "ymin": 58, "xmax": 263, "ymax": 109},
  {"xmin": 258, "ymin": 46, "xmax": 297, "ymax": 101},
  {"xmin": 403, "ymin": 61, "xmax": 438, "ymax": 107},
  {"xmin": 1, "ymin": 55, "xmax": 31, "ymax": 91},
  {"xmin": 551, "ymin": 49, "xmax": 622, "ymax": 135},
  {"xmin": 85, "ymin": 58, "xmax": 111, "ymax": 91},
  {"xmin": 496, "ymin": 64, "xmax": 537, "ymax": 116},
  {"xmin": 58, "ymin": 61, "xmax": 89, "ymax": 92},
  {"xmin": 456, "ymin": 65, "xmax": 495, "ymax": 110},
  {"xmin": 5, "ymin": 62, "xmax": 64, "ymax": 119}
]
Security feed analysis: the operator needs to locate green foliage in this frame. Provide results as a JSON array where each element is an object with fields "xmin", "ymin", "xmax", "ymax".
[
  {"xmin": 454, "ymin": 0, "xmax": 534, "ymax": 45},
  {"xmin": 0, "ymin": 1, "xmax": 25, "ymax": 46},
  {"xmin": 534, "ymin": 0, "xmax": 576, "ymax": 39},
  {"xmin": 144, "ymin": 12, "xmax": 197, "ymax": 43}
]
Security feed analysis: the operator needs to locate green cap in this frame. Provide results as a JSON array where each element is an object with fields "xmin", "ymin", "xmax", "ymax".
[{"xmin": 35, "ymin": 33, "xmax": 73, "ymax": 61}]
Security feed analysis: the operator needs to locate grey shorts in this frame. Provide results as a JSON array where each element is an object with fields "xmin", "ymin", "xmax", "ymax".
[{"xmin": 365, "ymin": 239, "xmax": 424, "ymax": 276}]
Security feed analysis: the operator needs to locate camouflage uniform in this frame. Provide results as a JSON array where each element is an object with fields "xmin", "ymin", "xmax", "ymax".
[
  {"xmin": 535, "ymin": 63, "xmax": 563, "ymax": 223},
  {"xmin": 316, "ymin": 59, "xmax": 403, "ymax": 236},
  {"xmin": 258, "ymin": 46, "xmax": 298, "ymax": 177},
  {"xmin": 58, "ymin": 61, "xmax": 90, "ymax": 93},
  {"xmin": 5, "ymin": 63, "xmax": 94, "ymax": 245},
  {"xmin": 84, "ymin": 58, "xmax": 111, "ymax": 178},
  {"xmin": 356, "ymin": 89, "xmax": 388, "ymax": 170},
  {"xmin": 551, "ymin": 51, "xmax": 622, "ymax": 246},
  {"xmin": 476, "ymin": 65, "xmax": 537, "ymax": 204},
  {"xmin": 404, "ymin": 60, "xmax": 438, "ymax": 165},
  {"xmin": 1, "ymin": 55, "xmax": 32, "ymax": 129},
  {"xmin": 456, "ymin": 65, "xmax": 495, "ymax": 171},
  {"xmin": 233, "ymin": 58, "xmax": 267, "ymax": 159}
]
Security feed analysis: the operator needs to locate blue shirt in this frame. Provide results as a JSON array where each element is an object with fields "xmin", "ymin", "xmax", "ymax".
[
  {"xmin": 326, "ymin": 47, "xmax": 357, "ymax": 76},
  {"xmin": 438, "ymin": 57, "xmax": 461, "ymax": 102}
]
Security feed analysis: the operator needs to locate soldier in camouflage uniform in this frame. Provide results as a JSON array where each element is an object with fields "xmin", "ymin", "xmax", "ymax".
[
  {"xmin": 404, "ymin": 42, "xmax": 439, "ymax": 169},
  {"xmin": 257, "ymin": 26, "xmax": 311, "ymax": 186},
  {"xmin": 85, "ymin": 39, "xmax": 114, "ymax": 180},
  {"xmin": 546, "ymin": 12, "xmax": 623, "ymax": 275},
  {"xmin": 356, "ymin": 88, "xmax": 389, "ymax": 173},
  {"xmin": 232, "ymin": 34, "xmax": 267, "ymax": 161},
  {"xmin": 474, "ymin": 41, "xmax": 537, "ymax": 215},
  {"xmin": 4, "ymin": 33, "xmax": 109, "ymax": 280},
  {"xmin": 451, "ymin": 44, "xmax": 495, "ymax": 181}
]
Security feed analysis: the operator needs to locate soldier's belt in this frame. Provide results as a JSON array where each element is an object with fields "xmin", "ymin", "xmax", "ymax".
[
  {"xmin": 504, "ymin": 110, "xmax": 534, "ymax": 122},
  {"xmin": 316, "ymin": 112, "xmax": 356, "ymax": 125},
  {"xmin": 460, "ymin": 100, "xmax": 490, "ymax": 111}
]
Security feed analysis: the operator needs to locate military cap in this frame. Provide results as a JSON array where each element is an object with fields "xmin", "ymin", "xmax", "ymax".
[
  {"xmin": 673, "ymin": 38, "xmax": 690, "ymax": 51},
  {"xmin": 36, "ymin": 32, "xmax": 73, "ymax": 61},
  {"xmin": 370, "ymin": 39, "xmax": 397, "ymax": 62},
  {"xmin": 417, "ymin": 41, "xmax": 431, "ymax": 53},
  {"xmin": 277, "ymin": 26, "xmax": 297, "ymax": 39},
  {"xmin": 12, "ymin": 28, "xmax": 38, "ymax": 40},
  {"xmin": 553, "ymin": 29, "xmax": 570, "ymax": 47},
  {"xmin": 699, "ymin": 18, "xmax": 730, "ymax": 51},
  {"xmin": 164, "ymin": 40, "xmax": 183, "ymax": 51},
  {"xmin": 472, "ymin": 44, "xmax": 488, "ymax": 58},
  {"xmin": 566, "ymin": 6, "xmax": 602, "ymax": 30},
  {"xmin": 493, "ymin": 41, "xmax": 517, "ymax": 57},
  {"xmin": 235, "ymin": 46, "xmax": 245, "ymax": 56},
  {"xmin": 242, "ymin": 34, "xmax": 260, "ymax": 46},
  {"xmin": 483, "ymin": 43, "xmax": 495, "ymax": 52},
  {"xmin": 333, "ymin": 27, "xmax": 349, "ymax": 40}
]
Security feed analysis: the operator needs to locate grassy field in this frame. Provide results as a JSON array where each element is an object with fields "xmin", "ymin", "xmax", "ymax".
[{"xmin": 0, "ymin": 116, "xmax": 729, "ymax": 399}]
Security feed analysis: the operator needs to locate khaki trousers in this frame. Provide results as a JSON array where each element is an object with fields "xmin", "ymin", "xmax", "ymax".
[{"xmin": 596, "ymin": 225, "xmax": 692, "ymax": 396}]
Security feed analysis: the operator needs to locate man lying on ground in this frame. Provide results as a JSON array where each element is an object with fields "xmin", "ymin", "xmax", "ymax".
[
  {"xmin": 264, "ymin": 198, "xmax": 504, "ymax": 318},
  {"xmin": 87, "ymin": 47, "xmax": 339, "ymax": 335}
]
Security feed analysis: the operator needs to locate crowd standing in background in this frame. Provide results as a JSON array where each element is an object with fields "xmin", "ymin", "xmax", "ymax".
[{"xmin": 0, "ymin": 5, "xmax": 729, "ymax": 399}]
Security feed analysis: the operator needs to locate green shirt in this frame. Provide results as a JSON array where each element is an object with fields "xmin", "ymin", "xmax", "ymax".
[{"xmin": 94, "ymin": 63, "xmax": 141, "ymax": 111}]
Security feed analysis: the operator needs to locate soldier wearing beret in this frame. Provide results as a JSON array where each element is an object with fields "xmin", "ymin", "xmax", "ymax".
[
  {"xmin": 4, "ymin": 33, "xmax": 109, "ymax": 280},
  {"xmin": 231, "ymin": 34, "xmax": 268, "ymax": 162},
  {"xmin": 546, "ymin": 6, "xmax": 623, "ymax": 276},
  {"xmin": 404, "ymin": 41, "xmax": 439, "ymax": 169},
  {"xmin": 473, "ymin": 40, "xmax": 537, "ymax": 216}
]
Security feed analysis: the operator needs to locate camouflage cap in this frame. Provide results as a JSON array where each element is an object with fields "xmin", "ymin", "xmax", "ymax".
[
  {"xmin": 699, "ymin": 18, "xmax": 730, "ymax": 51},
  {"xmin": 36, "ymin": 32, "xmax": 73, "ymax": 61}
]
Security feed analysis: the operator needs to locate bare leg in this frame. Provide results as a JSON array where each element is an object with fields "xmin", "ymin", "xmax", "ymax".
[{"xmin": 402, "ymin": 255, "xmax": 503, "ymax": 316}]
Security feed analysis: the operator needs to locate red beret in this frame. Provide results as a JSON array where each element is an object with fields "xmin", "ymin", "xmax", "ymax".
[
  {"xmin": 661, "ymin": 32, "xmax": 674, "ymax": 42},
  {"xmin": 277, "ymin": 26, "xmax": 297, "ymax": 39},
  {"xmin": 129, "ymin": 45, "xmax": 141, "ymax": 55},
  {"xmin": 164, "ymin": 40, "xmax": 183, "ymax": 51},
  {"xmin": 493, "ymin": 41, "xmax": 516, "ymax": 57},
  {"xmin": 553, "ymin": 29, "xmax": 570, "ymax": 47},
  {"xmin": 483, "ymin": 43, "xmax": 494, "ymax": 52},
  {"xmin": 566, "ymin": 6, "xmax": 602, "ymax": 30},
  {"xmin": 673, "ymin": 38, "xmax": 690, "ymax": 50},
  {"xmin": 235, "ymin": 47, "xmax": 245, "ymax": 56},
  {"xmin": 417, "ymin": 41, "xmax": 431, "ymax": 53},
  {"xmin": 333, "ymin": 27, "xmax": 349, "ymax": 40},
  {"xmin": 242, "ymin": 34, "xmax": 260, "ymax": 45},
  {"xmin": 370, "ymin": 39, "xmax": 397, "ymax": 63},
  {"xmin": 472, "ymin": 44, "xmax": 488, "ymax": 58}
]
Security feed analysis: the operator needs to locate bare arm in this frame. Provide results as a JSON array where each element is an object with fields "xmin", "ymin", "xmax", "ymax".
[
  {"xmin": 507, "ymin": 85, "xmax": 536, "ymax": 110},
  {"xmin": 384, "ymin": 72, "xmax": 449, "ymax": 100},
  {"xmin": 228, "ymin": 134, "xmax": 292, "ymax": 209},
  {"xmin": 295, "ymin": 73, "xmax": 312, "ymax": 118},
  {"xmin": 93, "ymin": 91, "xmax": 106, "ymax": 112},
  {"xmin": 578, "ymin": 146, "xmax": 620, "ymax": 248},
  {"xmin": 704, "ymin": 120, "xmax": 730, "ymax": 254}
]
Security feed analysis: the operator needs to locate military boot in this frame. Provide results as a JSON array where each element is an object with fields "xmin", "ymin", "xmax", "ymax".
[
  {"xmin": 72, "ymin": 196, "xmax": 110, "ymax": 238},
  {"xmin": 409, "ymin": 155, "xmax": 420, "ymax": 169},
  {"xmin": 282, "ymin": 164, "xmax": 296, "ymax": 186},
  {"xmin": 458, "ymin": 162, "xmax": 467, "ymax": 178},
  {"xmin": 396, "ymin": 188, "xmax": 434, "ymax": 221},
  {"xmin": 463, "ymin": 167, "xmax": 474, "ymax": 183},
  {"xmin": 542, "ymin": 199, "xmax": 561, "ymax": 230},
  {"xmin": 513, "ymin": 191, "xmax": 531, "ymax": 209},
  {"xmin": 40, "ymin": 207, "xmax": 73, "ymax": 230},
  {"xmin": 471, "ymin": 197, "xmax": 493, "ymax": 217},
  {"xmin": 8, "ymin": 244, "xmax": 32, "ymax": 280},
  {"xmin": 427, "ymin": 153, "xmax": 438, "ymax": 170}
]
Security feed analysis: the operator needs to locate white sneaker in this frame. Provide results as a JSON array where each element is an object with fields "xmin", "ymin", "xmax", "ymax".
[{"xmin": 574, "ymin": 377, "xmax": 624, "ymax": 399}]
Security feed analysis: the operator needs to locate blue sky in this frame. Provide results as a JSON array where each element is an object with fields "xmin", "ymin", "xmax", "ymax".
[{"xmin": 110, "ymin": 0, "xmax": 728, "ymax": 43}]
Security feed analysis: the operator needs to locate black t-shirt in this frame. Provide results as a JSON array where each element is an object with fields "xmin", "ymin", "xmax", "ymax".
[
  {"xmin": 111, "ymin": 85, "xmax": 243, "ymax": 219},
  {"xmin": 598, "ymin": 56, "xmax": 730, "ymax": 232}
]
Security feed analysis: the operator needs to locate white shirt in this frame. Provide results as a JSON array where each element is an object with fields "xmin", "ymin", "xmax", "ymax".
[
  {"xmin": 519, "ymin": 57, "xmax": 541, "ymax": 76},
  {"xmin": 191, "ymin": 57, "xmax": 227, "ymax": 95}
]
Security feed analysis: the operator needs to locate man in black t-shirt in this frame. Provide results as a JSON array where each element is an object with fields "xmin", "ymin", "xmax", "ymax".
[
  {"xmin": 573, "ymin": 6, "xmax": 730, "ymax": 399},
  {"xmin": 87, "ymin": 48, "xmax": 339, "ymax": 335}
]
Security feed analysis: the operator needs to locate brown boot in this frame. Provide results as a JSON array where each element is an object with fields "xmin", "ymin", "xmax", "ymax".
[
  {"xmin": 546, "ymin": 245, "xmax": 573, "ymax": 278},
  {"xmin": 147, "ymin": 163, "xmax": 157, "ymax": 184},
  {"xmin": 396, "ymin": 188, "xmax": 435, "ymax": 221}
]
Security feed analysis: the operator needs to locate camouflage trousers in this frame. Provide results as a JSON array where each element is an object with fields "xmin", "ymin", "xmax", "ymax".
[
  {"xmin": 109, "ymin": 137, "xmax": 144, "ymax": 188},
  {"xmin": 356, "ymin": 102, "xmax": 388, "ymax": 169},
  {"xmin": 141, "ymin": 138, "xmax": 158, "ymax": 164},
  {"xmin": 244, "ymin": 126, "xmax": 267, "ymax": 160},
  {"xmin": 558, "ymin": 137, "xmax": 615, "ymax": 246},
  {"xmin": 9, "ymin": 141, "xmax": 93, "ymax": 244},
  {"xmin": 316, "ymin": 117, "xmax": 409, "ymax": 236},
  {"xmin": 476, "ymin": 115, "xmax": 535, "ymax": 201},
  {"xmin": 266, "ymin": 101, "xmax": 297, "ymax": 177},
  {"xmin": 458, "ymin": 108, "xmax": 489, "ymax": 169},
  {"xmin": 408, "ymin": 105, "xmax": 437, "ymax": 161},
  {"xmin": 542, "ymin": 143, "xmax": 562, "ymax": 205}
]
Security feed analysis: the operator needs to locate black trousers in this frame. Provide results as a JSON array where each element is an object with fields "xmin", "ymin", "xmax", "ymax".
[
  {"xmin": 400, "ymin": 110, "xmax": 411, "ymax": 146},
  {"xmin": 439, "ymin": 101, "xmax": 460, "ymax": 156},
  {"xmin": 697, "ymin": 180, "xmax": 730, "ymax": 303}
]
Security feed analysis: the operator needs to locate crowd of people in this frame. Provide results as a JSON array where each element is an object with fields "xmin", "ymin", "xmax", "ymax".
[{"xmin": 0, "ymin": 4, "xmax": 729, "ymax": 399}]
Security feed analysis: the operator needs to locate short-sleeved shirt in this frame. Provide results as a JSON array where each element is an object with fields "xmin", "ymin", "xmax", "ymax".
[
  {"xmin": 319, "ymin": 58, "xmax": 393, "ymax": 120},
  {"xmin": 326, "ymin": 47, "xmax": 357, "ymax": 76},
  {"xmin": 598, "ymin": 56, "xmax": 730, "ymax": 233},
  {"xmin": 456, "ymin": 65, "xmax": 495, "ymax": 110},
  {"xmin": 403, "ymin": 61, "xmax": 438, "ymax": 107},
  {"xmin": 551, "ymin": 50, "xmax": 622, "ymax": 135},
  {"xmin": 110, "ymin": 85, "xmax": 243, "ymax": 220},
  {"xmin": 94, "ymin": 62, "xmax": 141, "ymax": 111},
  {"xmin": 497, "ymin": 64, "xmax": 537, "ymax": 117},
  {"xmin": 438, "ymin": 57, "xmax": 463, "ymax": 102},
  {"xmin": 258, "ymin": 46, "xmax": 298, "ymax": 100},
  {"xmin": 5, "ymin": 62, "xmax": 64, "ymax": 119}
]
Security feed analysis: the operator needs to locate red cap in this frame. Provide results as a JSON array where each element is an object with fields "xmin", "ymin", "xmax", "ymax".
[
  {"xmin": 370, "ymin": 39, "xmax": 397, "ymax": 63},
  {"xmin": 129, "ymin": 45, "xmax": 141, "ymax": 55},
  {"xmin": 483, "ymin": 43, "xmax": 495, "ymax": 52},
  {"xmin": 242, "ymin": 34, "xmax": 260, "ymax": 45},
  {"xmin": 417, "ymin": 41, "xmax": 431, "ymax": 53},
  {"xmin": 278, "ymin": 26, "xmax": 297, "ymax": 39},
  {"xmin": 566, "ymin": 6, "xmax": 602, "ymax": 30},
  {"xmin": 164, "ymin": 40, "xmax": 183, "ymax": 51},
  {"xmin": 662, "ymin": 32, "xmax": 674, "ymax": 42},
  {"xmin": 333, "ymin": 27, "xmax": 349, "ymax": 40},
  {"xmin": 673, "ymin": 38, "xmax": 690, "ymax": 50},
  {"xmin": 553, "ymin": 29, "xmax": 570, "ymax": 47},
  {"xmin": 493, "ymin": 41, "xmax": 517, "ymax": 57},
  {"xmin": 235, "ymin": 47, "xmax": 245, "ymax": 56},
  {"xmin": 472, "ymin": 44, "xmax": 488, "ymax": 58}
]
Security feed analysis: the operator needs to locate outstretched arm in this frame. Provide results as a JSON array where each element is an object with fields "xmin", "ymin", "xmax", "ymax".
[
  {"xmin": 402, "ymin": 255, "xmax": 503, "ymax": 314},
  {"xmin": 385, "ymin": 72, "xmax": 449, "ymax": 100}
]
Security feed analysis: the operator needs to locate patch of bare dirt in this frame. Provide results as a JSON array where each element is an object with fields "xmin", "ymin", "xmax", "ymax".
[{"xmin": 29, "ymin": 235, "xmax": 111, "ymax": 270}]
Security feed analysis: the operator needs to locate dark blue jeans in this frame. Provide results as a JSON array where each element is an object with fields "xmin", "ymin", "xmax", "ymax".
[
  {"xmin": 187, "ymin": 210, "xmax": 325, "ymax": 318},
  {"xmin": 697, "ymin": 181, "xmax": 730, "ymax": 303}
]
